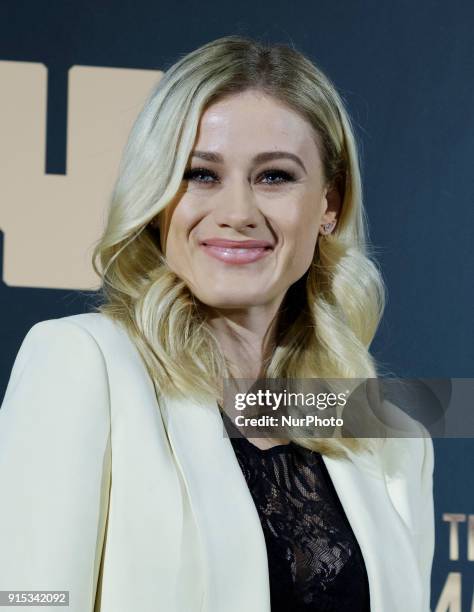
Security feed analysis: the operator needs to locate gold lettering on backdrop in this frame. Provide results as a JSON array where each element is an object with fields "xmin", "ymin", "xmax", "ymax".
[
  {"xmin": 443, "ymin": 513, "xmax": 467, "ymax": 561},
  {"xmin": 435, "ymin": 572, "xmax": 461, "ymax": 612},
  {"xmin": 0, "ymin": 61, "xmax": 162, "ymax": 289},
  {"xmin": 435, "ymin": 514, "xmax": 474, "ymax": 611}
]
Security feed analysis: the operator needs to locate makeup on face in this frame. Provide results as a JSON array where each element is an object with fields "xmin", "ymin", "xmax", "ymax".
[{"xmin": 161, "ymin": 90, "xmax": 334, "ymax": 310}]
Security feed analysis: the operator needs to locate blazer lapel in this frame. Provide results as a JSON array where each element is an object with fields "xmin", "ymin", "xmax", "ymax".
[
  {"xmin": 159, "ymin": 393, "xmax": 272, "ymax": 612},
  {"xmin": 321, "ymin": 449, "xmax": 423, "ymax": 611}
]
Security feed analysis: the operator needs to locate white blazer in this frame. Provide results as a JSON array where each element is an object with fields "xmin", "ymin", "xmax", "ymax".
[{"xmin": 0, "ymin": 313, "xmax": 435, "ymax": 612}]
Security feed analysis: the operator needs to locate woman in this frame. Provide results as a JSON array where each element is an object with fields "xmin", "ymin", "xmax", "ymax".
[{"xmin": 0, "ymin": 35, "xmax": 434, "ymax": 611}]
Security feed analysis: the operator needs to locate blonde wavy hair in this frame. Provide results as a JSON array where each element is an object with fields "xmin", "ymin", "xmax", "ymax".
[{"xmin": 91, "ymin": 35, "xmax": 388, "ymax": 460}]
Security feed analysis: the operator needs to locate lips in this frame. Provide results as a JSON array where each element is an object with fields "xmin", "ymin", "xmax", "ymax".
[
  {"xmin": 200, "ymin": 238, "xmax": 274, "ymax": 249},
  {"xmin": 199, "ymin": 238, "xmax": 274, "ymax": 265}
]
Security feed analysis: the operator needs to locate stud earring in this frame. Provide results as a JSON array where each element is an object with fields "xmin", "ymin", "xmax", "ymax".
[{"xmin": 321, "ymin": 221, "xmax": 336, "ymax": 234}]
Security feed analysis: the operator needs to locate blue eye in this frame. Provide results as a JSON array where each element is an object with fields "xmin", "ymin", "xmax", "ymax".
[
  {"xmin": 182, "ymin": 167, "xmax": 218, "ymax": 183},
  {"xmin": 261, "ymin": 169, "xmax": 296, "ymax": 184},
  {"xmin": 182, "ymin": 167, "xmax": 296, "ymax": 185}
]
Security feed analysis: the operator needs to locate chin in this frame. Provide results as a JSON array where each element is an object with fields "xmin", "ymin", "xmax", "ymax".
[{"xmin": 198, "ymin": 292, "xmax": 267, "ymax": 310}]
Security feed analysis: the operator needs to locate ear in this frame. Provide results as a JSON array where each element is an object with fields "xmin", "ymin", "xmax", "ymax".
[{"xmin": 320, "ymin": 183, "xmax": 342, "ymax": 228}]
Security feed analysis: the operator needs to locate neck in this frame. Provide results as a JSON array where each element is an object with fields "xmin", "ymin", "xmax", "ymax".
[{"xmin": 205, "ymin": 301, "xmax": 283, "ymax": 380}]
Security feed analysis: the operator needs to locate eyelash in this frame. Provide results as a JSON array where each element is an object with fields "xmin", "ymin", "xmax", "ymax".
[{"xmin": 182, "ymin": 167, "xmax": 297, "ymax": 185}]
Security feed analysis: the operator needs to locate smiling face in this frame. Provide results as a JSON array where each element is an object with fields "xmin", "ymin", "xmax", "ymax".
[{"xmin": 158, "ymin": 89, "xmax": 340, "ymax": 311}]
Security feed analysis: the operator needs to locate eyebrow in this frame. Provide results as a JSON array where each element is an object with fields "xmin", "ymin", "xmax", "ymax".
[{"xmin": 191, "ymin": 150, "xmax": 307, "ymax": 173}]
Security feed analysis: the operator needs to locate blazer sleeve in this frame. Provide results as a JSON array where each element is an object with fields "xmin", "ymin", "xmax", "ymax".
[{"xmin": 0, "ymin": 319, "xmax": 111, "ymax": 612}]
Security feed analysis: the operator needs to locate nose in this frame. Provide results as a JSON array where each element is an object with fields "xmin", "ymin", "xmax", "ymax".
[{"xmin": 212, "ymin": 178, "xmax": 260, "ymax": 229}]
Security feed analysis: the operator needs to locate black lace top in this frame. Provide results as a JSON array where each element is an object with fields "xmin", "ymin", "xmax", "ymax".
[{"xmin": 221, "ymin": 411, "xmax": 371, "ymax": 612}]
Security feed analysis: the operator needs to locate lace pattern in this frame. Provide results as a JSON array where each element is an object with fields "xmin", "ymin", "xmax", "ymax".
[{"xmin": 222, "ymin": 412, "xmax": 371, "ymax": 612}]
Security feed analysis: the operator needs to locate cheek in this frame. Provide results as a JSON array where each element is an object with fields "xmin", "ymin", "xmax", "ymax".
[
  {"xmin": 162, "ymin": 201, "xmax": 195, "ymax": 258},
  {"xmin": 162, "ymin": 223, "xmax": 189, "ymax": 276},
  {"xmin": 279, "ymin": 206, "xmax": 320, "ymax": 270},
  {"xmin": 290, "ymin": 228, "xmax": 319, "ymax": 273}
]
